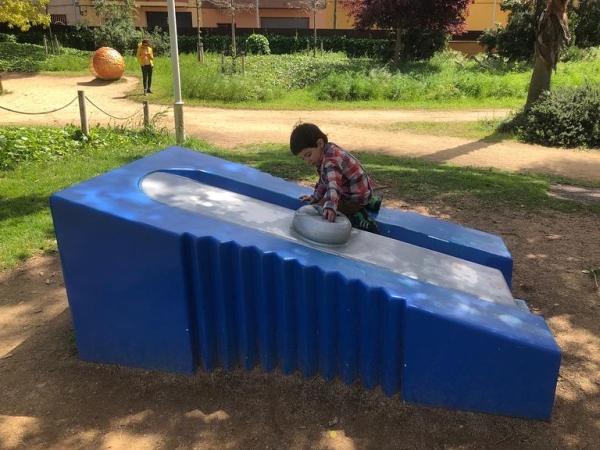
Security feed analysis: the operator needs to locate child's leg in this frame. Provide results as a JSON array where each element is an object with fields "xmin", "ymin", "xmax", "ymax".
[
  {"xmin": 141, "ymin": 66, "xmax": 149, "ymax": 92},
  {"xmin": 147, "ymin": 66, "xmax": 153, "ymax": 92},
  {"xmin": 365, "ymin": 195, "xmax": 382, "ymax": 213},
  {"xmin": 338, "ymin": 199, "xmax": 379, "ymax": 234}
]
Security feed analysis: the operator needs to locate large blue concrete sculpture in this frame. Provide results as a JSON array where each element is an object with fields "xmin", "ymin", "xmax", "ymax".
[{"xmin": 50, "ymin": 147, "xmax": 560, "ymax": 420}]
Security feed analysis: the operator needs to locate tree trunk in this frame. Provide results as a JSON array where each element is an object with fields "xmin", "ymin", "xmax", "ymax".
[
  {"xmin": 256, "ymin": 0, "xmax": 260, "ymax": 29},
  {"xmin": 196, "ymin": 0, "xmax": 204, "ymax": 62},
  {"xmin": 313, "ymin": 1, "xmax": 317, "ymax": 57},
  {"xmin": 525, "ymin": 53, "xmax": 553, "ymax": 108},
  {"xmin": 333, "ymin": 0, "xmax": 337, "ymax": 30},
  {"xmin": 525, "ymin": 0, "xmax": 570, "ymax": 109},
  {"xmin": 394, "ymin": 27, "xmax": 403, "ymax": 64},
  {"xmin": 231, "ymin": 5, "xmax": 236, "ymax": 56}
]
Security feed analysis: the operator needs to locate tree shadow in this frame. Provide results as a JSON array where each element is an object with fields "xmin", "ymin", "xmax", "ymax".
[
  {"xmin": 424, "ymin": 138, "xmax": 498, "ymax": 163},
  {"xmin": 0, "ymin": 194, "xmax": 49, "ymax": 221},
  {"xmin": 423, "ymin": 126, "xmax": 512, "ymax": 163}
]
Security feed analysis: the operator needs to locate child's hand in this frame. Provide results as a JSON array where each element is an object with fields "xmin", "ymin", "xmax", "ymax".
[
  {"xmin": 323, "ymin": 208, "xmax": 336, "ymax": 222},
  {"xmin": 299, "ymin": 194, "xmax": 314, "ymax": 203}
]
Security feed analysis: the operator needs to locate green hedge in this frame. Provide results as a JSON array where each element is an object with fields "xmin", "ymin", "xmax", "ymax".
[
  {"xmin": 514, "ymin": 85, "xmax": 600, "ymax": 148},
  {"xmin": 3, "ymin": 26, "xmax": 447, "ymax": 60}
]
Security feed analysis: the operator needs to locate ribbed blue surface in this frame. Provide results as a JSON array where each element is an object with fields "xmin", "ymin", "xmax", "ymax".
[
  {"xmin": 187, "ymin": 236, "xmax": 404, "ymax": 395},
  {"xmin": 50, "ymin": 147, "xmax": 560, "ymax": 419}
]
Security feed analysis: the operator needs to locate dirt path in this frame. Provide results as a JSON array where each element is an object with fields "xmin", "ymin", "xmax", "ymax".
[
  {"xmin": 1, "ymin": 202, "xmax": 599, "ymax": 449},
  {"xmin": 1, "ymin": 73, "xmax": 599, "ymax": 184}
]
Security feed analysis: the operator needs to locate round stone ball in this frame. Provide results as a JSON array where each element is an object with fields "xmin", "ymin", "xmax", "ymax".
[
  {"xmin": 292, "ymin": 204, "xmax": 352, "ymax": 246},
  {"xmin": 91, "ymin": 47, "xmax": 125, "ymax": 81}
]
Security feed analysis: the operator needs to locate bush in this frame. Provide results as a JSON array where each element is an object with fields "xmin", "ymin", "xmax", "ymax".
[
  {"xmin": 494, "ymin": 0, "xmax": 541, "ymax": 61},
  {"xmin": 478, "ymin": 26, "xmax": 501, "ymax": 53},
  {"xmin": 245, "ymin": 34, "xmax": 270, "ymax": 55},
  {"xmin": 0, "ymin": 42, "xmax": 46, "ymax": 71},
  {"xmin": 0, "ymin": 41, "xmax": 90, "ymax": 72},
  {"xmin": 0, "ymin": 126, "xmax": 87, "ymax": 170},
  {"xmin": 0, "ymin": 33, "xmax": 17, "ymax": 43},
  {"xmin": 513, "ymin": 85, "xmax": 600, "ymax": 148}
]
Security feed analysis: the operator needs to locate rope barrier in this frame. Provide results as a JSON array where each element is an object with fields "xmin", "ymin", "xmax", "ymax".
[
  {"xmin": 0, "ymin": 96, "xmax": 78, "ymax": 115},
  {"xmin": 84, "ymin": 95, "xmax": 142, "ymax": 121}
]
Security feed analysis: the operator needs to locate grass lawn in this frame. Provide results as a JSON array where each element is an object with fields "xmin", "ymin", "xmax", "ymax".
[
  {"xmin": 1, "ymin": 124, "xmax": 598, "ymax": 271},
  {"xmin": 367, "ymin": 119, "xmax": 514, "ymax": 141},
  {"xmin": 3, "ymin": 42, "xmax": 600, "ymax": 110}
]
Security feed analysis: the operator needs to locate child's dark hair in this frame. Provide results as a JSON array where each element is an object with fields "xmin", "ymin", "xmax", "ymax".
[{"xmin": 290, "ymin": 123, "xmax": 328, "ymax": 155}]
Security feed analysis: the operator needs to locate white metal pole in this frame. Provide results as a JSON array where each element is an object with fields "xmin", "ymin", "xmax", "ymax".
[{"xmin": 167, "ymin": 0, "xmax": 185, "ymax": 143}]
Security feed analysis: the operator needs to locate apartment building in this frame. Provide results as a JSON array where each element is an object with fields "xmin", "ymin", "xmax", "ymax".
[{"xmin": 47, "ymin": 1, "xmax": 509, "ymax": 53}]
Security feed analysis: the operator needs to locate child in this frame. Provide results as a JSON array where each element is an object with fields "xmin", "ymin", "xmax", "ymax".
[
  {"xmin": 136, "ymin": 39, "xmax": 154, "ymax": 95},
  {"xmin": 290, "ymin": 122, "xmax": 381, "ymax": 233}
]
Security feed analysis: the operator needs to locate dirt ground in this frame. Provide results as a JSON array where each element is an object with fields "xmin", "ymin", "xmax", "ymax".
[
  {"xmin": 1, "ymin": 73, "xmax": 600, "ymax": 183},
  {"xmin": 1, "ymin": 200, "xmax": 599, "ymax": 450},
  {"xmin": 1, "ymin": 73, "xmax": 600, "ymax": 449}
]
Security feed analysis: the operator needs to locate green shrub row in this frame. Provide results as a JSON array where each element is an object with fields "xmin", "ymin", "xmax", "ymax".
[
  {"xmin": 3, "ymin": 26, "xmax": 446, "ymax": 59},
  {"xmin": 0, "ymin": 125, "xmax": 165, "ymax": 171},
  {"xmin": 0, "ymin": 126, "xmax": 87, "ymax": 170}
]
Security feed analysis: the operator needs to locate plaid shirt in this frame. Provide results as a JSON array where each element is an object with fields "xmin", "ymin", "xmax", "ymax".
[{"xmin": 313, "ymin": 142, "xmax": 373, "ymax": 212}]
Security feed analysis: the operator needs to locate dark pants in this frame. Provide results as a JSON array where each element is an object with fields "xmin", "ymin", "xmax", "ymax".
[
  {"xmin": 141, "ymin": 65, "xmax": 153, "ymax": 92},
  {"xmin": 317, "ymin": 198, "xmax": 363, "ymax": 216}
]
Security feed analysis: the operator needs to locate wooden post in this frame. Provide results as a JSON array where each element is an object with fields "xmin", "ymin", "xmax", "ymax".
[
  {"xmin": 43, "ymin": 35, "xmax": 49, "ymax": 55},
  {"xmin": 53, "ymin": 34, "xmax": 60, "ymax": 54},
  {"xmin": 143, "ymin": 100, "xmax": 150, "ymax": 128},
  {"xmin": 221, "ymin": 52, "xmax": 225, "ymax": 73},
  {"xmin": 78, "ymin": 90, "xmax": 89, "ymax": 136},
  {"xmin": 197, "ymin": 42, "xmax": 204, "ymax": 63},
  {"xmin": 241, "ymin": 51, "xmax": 245, "ymax": 75}
]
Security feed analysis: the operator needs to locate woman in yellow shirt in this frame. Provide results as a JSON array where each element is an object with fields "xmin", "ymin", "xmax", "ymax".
[{"xmin": 136, "ymin": 39, "xmax": 154, "ymax": 94}]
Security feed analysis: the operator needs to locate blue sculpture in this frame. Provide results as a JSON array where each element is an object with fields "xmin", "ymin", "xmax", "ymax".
[{"xmin": 50, "ymin": 147, "xmax": 560, "ymax": 420}]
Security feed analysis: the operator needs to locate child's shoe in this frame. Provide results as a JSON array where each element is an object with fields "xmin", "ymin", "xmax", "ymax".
[
  {"xmin": 366, "ymin": 195, "xmax": 382, "ymax": 213},
  {"xmin": 350, "ymin": 209, "xmax": 379, "ymax": 234}
]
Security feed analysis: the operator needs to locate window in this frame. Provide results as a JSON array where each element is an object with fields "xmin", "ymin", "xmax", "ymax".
[
  {"xmin": 261, "ymin": 17, "xmax": 309, "ymax": 29},
  {"xmin": 146, "ymin": 12, "xmax": 193, "ymax": 32},
  {"xmin": 50, "ymin": 14, "xmax": 67, "ymax": 25},
  {"xmin": 217, "ymin": 23, "xmax": 233, "ymax": 32}
]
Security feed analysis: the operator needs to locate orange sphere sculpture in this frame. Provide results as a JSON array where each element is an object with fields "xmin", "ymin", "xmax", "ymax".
[{"xmin": 91, "ymin": 47, "xmax": 125, "ymax": 81}]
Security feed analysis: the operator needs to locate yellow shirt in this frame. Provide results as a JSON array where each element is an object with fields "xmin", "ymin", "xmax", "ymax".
[{"xmin": 136, "ymin": 44, "xmax": 154, "ymax": 67}]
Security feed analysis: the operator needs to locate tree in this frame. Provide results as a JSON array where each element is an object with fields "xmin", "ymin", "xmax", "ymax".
[
  {"xmin": 206, "ymin": 0, "xmax": 255, "ymax": 56},
  {"xmin": 0, "ymin": 0, "xmax": 50, "ymax": 31},
  {"xmin": 296, "ymin": 0, "xmax": 327, "ymax": 57},
  {"xmin": 525, "ymin": 0, "xmax": 570, "ymax": 108},
  {"xmin": 342, "ymin": 0, "xmax": 473, "ymax": 63},
  {"xmin": 93, "ymin": 0, "xmax": 141, "ymax": 54},
  {"xmin": 195, "ymin": 0, "xmax": 204, "ymax": 62}
]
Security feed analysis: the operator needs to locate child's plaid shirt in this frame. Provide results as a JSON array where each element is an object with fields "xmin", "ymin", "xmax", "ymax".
[{"xmin": 312, "ymin": 142, "xmax": 373, "ymax": 212}]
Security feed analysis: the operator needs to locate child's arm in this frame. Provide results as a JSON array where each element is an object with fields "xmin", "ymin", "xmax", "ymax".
[
  {"xmin": 300, "ymin": 178, "xmax": 326, "ymax": 203},
  {"xmin": 321, "ymin": 164, "xmax": 343, "ymax": 212},
  {"xmin": 149, "ymin": 48, "xmax": 154, "ymax": 63}
]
